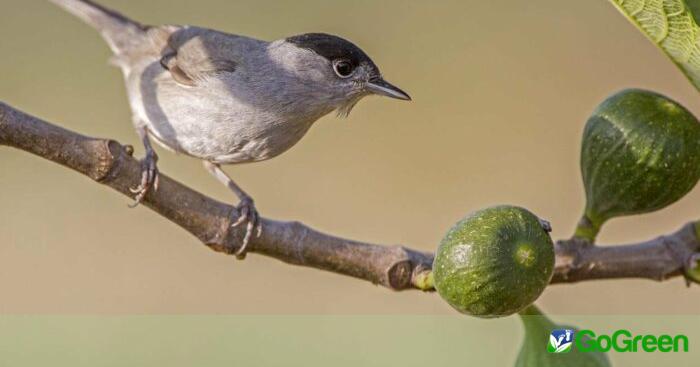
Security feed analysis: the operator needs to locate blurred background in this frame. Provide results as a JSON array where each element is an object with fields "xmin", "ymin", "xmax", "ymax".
[{"xmin": 1, "ymin": 0, "xmax": 699, "ymax": 316}]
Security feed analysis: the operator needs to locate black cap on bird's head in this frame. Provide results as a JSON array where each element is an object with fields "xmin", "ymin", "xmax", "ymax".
[{"xmin": 285, "ymin": 33, "xmax": 411, "ymax": 101}]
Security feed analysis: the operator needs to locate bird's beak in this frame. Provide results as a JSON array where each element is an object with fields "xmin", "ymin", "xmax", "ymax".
[{"xmin": 366, "ymin": 78, "xmax": 411, "ymax": 101}]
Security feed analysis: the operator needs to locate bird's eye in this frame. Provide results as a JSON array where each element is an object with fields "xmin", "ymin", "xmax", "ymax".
[{"xmin": 333, "ymin": 60, "xmax": 354, "ymax": 78}]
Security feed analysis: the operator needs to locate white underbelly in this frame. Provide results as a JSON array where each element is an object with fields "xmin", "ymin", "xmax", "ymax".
[
  {"xmin": 142, "ymin": 99, "xmax": 318, "ymax": 165},
  {"xmin": 126, "ymin": 60, "xmax": 323, "ymax": 164}
]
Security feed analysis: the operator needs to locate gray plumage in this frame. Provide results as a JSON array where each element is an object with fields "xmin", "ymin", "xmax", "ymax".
[{"xmin": 49, "ymin": 0, "xmax": 410, "ymax": 256}]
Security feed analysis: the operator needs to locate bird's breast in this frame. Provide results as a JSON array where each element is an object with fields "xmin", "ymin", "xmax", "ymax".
[
  {"xmin": 209, "ymin": 118, "xmax": 316, "ymax": 164},
  {"xmin": 130, "ymin": 60, "xmax": 332, "ymax": 164}
]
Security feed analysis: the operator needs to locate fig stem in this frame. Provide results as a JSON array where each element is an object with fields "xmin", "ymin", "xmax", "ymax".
[
  {"xmin": 573, "ymin": 214, "xmax": 601, "ymax": 243},
  {"xmin": 517, "ymin": 304, "xmax": 556, "ymax": 331},
  {"xmin": 412, "ymin": 270, "xmax": 434, "ymax": 291},
  {"xmin": 693, "ymin": 221, "xmax": 700, "ymax": 241}
]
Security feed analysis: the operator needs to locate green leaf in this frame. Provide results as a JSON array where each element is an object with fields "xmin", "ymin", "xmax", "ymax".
[
  {"xmin": 687, "ymin": 1, "xmax": 700, "ymax": 23},
  {"xmin": 609, "ymin": 0, "xmax": 700, "ymax": 90}
]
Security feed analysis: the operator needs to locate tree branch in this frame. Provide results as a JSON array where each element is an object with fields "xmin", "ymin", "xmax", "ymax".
[
  {"xmin": 553, "ymin": 224, "xmax": 699, "ymax": 283},
  {"xmin": 1, "ymin": 102, "xmax": 698, "ymax": 291}
]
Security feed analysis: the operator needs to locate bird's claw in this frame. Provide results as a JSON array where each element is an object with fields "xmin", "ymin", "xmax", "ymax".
[
  {"xmin": 231, "ymin": 197, "xmax": 262, "ymax": 259},
  {"xmin": 129, "ymin": 151, "xmax": 159, "ymax": 207}
]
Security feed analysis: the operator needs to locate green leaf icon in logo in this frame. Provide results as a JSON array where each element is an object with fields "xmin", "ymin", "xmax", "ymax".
[{"xmin": 548, "ymin": 331, "xmax": 573, "ymax": 353}]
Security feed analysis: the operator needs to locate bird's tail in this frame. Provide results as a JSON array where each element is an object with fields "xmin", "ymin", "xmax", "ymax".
[{"xmin": 49, "ymin": 0, "xmax": 148, "ymax": 54}]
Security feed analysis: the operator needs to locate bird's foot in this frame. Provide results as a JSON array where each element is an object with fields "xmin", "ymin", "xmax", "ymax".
[
  {"xmin": 231, "ymin": 196, "xmax": 262, "ymax": 260},
  {"xmin": 129, "ymin": 150, "xmax": 159, "ymax": 207}
]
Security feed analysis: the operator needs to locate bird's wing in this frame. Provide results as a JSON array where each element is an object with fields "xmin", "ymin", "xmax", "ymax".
[{"xmin": 159, "ymin": 27, "xmax": 253, "ymax": 86}]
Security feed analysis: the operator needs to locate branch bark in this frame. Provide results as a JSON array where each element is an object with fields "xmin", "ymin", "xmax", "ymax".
[{"xmin": 1, "ymin": 102, "xmax": 698, "ymax": 291}]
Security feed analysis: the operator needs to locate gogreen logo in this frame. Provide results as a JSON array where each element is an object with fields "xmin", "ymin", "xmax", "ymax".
[
  {"xmin": 547, "ymin": 329, "xmax": 689, "ymax": 353},
  {"xmin": 548, "ymin": 329, "xmax": 574, "ymax": 353}
]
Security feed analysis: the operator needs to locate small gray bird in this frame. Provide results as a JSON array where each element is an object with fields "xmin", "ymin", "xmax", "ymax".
[{"xmin": 50, "ymin": 0, "xmax": 410, "ymax": 257}]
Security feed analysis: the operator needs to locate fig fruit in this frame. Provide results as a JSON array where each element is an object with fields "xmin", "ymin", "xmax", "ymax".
[
  {"xmin": 577, "ymin": 89, "xmax": 700, "ymax": 241},
  {"xmin": 433, "ymin": 205, "xmax": 554, "ymax": 318},
  {"xmin": 515, "ymin": 305, "xmax": 611, "ymax": 367}
]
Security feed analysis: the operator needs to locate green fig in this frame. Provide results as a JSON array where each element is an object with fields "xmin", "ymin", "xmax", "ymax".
[
  {"xmin": 576, "ymin": 89, "xmax": 700, "ymax": 242},
  {"xmin": 515, "ymin": 305, "xmax": 611, "ymax": 367},
  {"xmin": 433, "ymin": 205, "xmax": 554, "ymax": 318}
]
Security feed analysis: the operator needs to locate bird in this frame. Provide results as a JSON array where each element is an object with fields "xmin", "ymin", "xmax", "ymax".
[{"xmin": 49, "ymin": 0, "xmax": 410, "ymax": 258}]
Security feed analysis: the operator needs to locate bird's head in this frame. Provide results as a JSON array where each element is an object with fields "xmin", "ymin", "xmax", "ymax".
[{"xmin": 281, "ymin": 33, "xmax": 410, "ymax": 117}]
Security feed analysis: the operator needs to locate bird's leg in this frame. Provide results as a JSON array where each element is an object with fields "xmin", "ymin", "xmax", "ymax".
[
  {"xmin": 203, "ymin": 161, "xmax": 261, "ymax": 259},
  {"xmin": 129, "ymin": 125, "xmax": 159, "ymax": 207}
]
